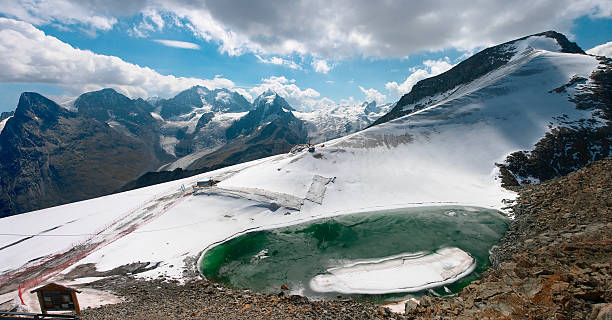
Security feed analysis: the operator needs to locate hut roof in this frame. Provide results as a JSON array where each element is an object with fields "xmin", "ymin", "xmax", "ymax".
[{"xmin": 30, "ymin": 282, "xmax": 81, "ymax": 294}]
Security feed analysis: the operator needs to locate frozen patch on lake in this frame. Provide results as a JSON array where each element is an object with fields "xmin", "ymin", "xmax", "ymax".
[{"xmin": 309, "ymin": 247, "xmax": 475, "ymax": 294}]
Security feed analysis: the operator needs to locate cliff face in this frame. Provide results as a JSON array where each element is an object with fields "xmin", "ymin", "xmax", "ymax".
[{"xmin": 0, "ymin": 92, "xmax": 166, "ymax": 217}]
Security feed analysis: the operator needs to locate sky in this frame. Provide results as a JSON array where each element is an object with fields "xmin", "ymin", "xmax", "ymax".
[{"xmin": 0, "ymin": 0, "xmax": 611, "ymax": 113}]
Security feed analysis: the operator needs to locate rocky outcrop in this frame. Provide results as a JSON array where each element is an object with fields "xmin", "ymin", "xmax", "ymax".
[
  {"xmin": 497, "ymin": 56, "xmax": 611, "ymax": 186},
  {"xmin": 408, "ymin": 157, "xmax": 612, "ymax": 319},
  {"xmin": 0, "ymin": 92, "xmax": 168, "ymax": 217},
  {"xmin": 225, "ymin": 91, "xmax": 297, "ymax": 140},
  {"xmin": 119, "ymin": 92, "xmax": 308, "ymax": 192},
  {"xmin": 74, "ymin": 88, "xmax": 170, "ymax": 162},
  {"xmin": 187, "ymin": 92, "xmax": 307, "ymax": 171},
  {"xmin": 0, "ymin": 111, "xmax": 13, "ymax": 121}
]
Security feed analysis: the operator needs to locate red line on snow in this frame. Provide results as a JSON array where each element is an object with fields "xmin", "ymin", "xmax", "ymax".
[{"xmin": 2, "ymin": 190, "xmax": 193, "ymax": 300}]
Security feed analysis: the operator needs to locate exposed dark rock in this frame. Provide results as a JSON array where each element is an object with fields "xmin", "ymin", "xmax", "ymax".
[
  {"xmin": 187, "ymin": 115, "xmax": 307, "ymax": 171},
  {"xmin": 195, "ymin": 112, "xmax": 215, "ymax": 133},
  {"xmin": 156, "ymin": 86, "xmax": 252, "ymax": 119},
  {"xmin": 225, "ymin": 91, "xmax": 298, "ymax": 140},
  {"xmin": 119, "ymin": 92, "xmax": 307, "ymax": 192},
  {"xmin": 0, "ymin": 111, "xmax": 14, "ymax": 121},
  {"xmin": 497, "ymin": 57, "xmax": 611, "ymax": 186},
  {"xmin": 0, "ymin": 92, "xmax": 168, "ymax": 217},
  {"xmin": 363, "ymin": 101, "xmax": 380, "ymax": 114}
]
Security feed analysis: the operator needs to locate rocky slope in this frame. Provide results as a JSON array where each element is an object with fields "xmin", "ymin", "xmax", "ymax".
[
  {"xmin": 153, "ymin": 86, "xmax": 253, "ymax": 159},
  {"xmin": 408, "ymin": 157, "xmax": 612, "ymax": 319},
  {"xmin": 187, "ymin": 91, "xmax": 307, "ymax": 169},
  {"xmin": 119, "ymin": 92, "xmax": 308, "ymax": 191},
  {"xmin": 497, "ymin": 56, "xmax": 611, "ymax": 186},
  {"xmin": 0, "ymin": 86, "xmax": 385, "ymax": 214},
  {"xmin": 0, "ymin": 92, "xmax": 168, "ymax": 218},
  {"xmin": 81, "ymin": 278, "xmax": 403, "ymax": 320},
  {"xmin": 0, "ymin": 111, "xmax": 13, "ymax": 121}
]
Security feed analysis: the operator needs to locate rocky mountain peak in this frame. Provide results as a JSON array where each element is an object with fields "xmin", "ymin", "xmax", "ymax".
[
  {"xmin": 13, "ymin": 92, "xmax": 70, "ymax": 124},
  {"xmin": 157, "ymin": 86, "xmax": 251, "ymax": 119},
  {"xmin": 225, "ymin": 92, "xmax": 300, "ymax": 140},
  {"xmin": 253, "ymin": 90, "xmax": 294, "ymax": 111},
  {"xmin": 74, "ymin": 88, "xmax": 154, "ymax": 127},
  {"xmin": 532, "ymin": 31, "xmax": 584, "ymax": 54},
  {"xmin": 362, "ymin": 101, "xmax": 380, "ymax": 114}
]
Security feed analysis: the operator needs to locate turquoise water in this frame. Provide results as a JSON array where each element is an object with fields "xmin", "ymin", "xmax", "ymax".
[{"xmin": 201, "ymin": 206, "xmax": 508, "ymax": 300}]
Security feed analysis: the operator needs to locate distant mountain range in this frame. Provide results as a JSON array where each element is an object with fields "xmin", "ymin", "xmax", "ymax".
[{"xmin": 0, "ymin": 86, "xmax": 390, "ymax": 217}]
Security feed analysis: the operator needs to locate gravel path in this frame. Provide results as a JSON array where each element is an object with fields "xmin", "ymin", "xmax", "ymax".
[{"xmin": 82, "ymin": 277, "xmax": 404, "ymax": 320}]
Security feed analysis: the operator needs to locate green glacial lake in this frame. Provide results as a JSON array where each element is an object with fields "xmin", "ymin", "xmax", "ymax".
[{"xmin": 201, "ymin": 206, "xmax": 508, "ymax": 300}]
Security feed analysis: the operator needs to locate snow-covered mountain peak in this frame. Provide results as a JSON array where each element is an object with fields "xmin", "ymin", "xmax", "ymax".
[
  {"xmin": 510, "ymin": 35, "xmax": 561, "ymax": 53},
  {"xmin": 253, "ymin": 90, "xmax": 294, "ymax": 112},
  {"xmin": 293, "ymin": 101, "xmax": 393, "ymax": 143},
  {"xmin": 374, "ymin": 31, "xmax": 585, "ymax": 126},
  {"xmin": 194, "ymin": 85, "xmax": 210, "ymax": 96}
]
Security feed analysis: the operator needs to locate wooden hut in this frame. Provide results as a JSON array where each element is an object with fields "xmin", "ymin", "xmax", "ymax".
[
  {"xmin": 30, "ymin": 283, "xmax": 81, "ymax": 316},
  {"xmin": 196, "ymin": 179, "xmax": 217, "ymax": 188}
]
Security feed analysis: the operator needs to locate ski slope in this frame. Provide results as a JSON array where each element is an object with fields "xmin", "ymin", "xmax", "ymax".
[{"xmin": 0, "ymin": 35, "xmax": 603, "ymax": 302}]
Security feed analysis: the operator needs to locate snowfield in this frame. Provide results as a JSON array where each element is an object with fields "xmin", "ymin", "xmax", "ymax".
[
  {"xmin": 0, "ymin": 116, "xmax": 11, "ymax": 134},
  {"xmin": 294, "ymin": 102, "xmax": 392, "ymax": 143},
  {"xmin": 0, "ymin": 35, "xmax": 604, "ymax": 305}
]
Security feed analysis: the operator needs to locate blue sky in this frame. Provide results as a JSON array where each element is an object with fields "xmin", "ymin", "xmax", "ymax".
[{"xmin": 0, "ymin": 1, "xmax": 611, "ymax": 112}]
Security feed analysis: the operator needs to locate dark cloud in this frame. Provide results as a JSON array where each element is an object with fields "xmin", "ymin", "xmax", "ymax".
[
  {"xmin": 160, "ymin": 0, "xmax": 612, "ymax": 58},
  {"xmin": 2, "ymin": 0, "xmax": 611, "ymax": 58}
]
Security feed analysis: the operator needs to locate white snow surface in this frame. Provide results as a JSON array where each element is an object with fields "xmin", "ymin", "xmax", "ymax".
[
  {"xmin": 295, "ymin": 103, "xmax": 392, "ymax": 144},
  {"xmin": 158, "ymin": 110, "xmax": 247, "ymax": 158},
  {"xmin": 0, "ymin": 115, "xmax": 11, "ymax": 133},
  {"xmin": 309, "ymin": 247, "xmax": 475, "ymax": 294},
  {"xmin": 0, "ymin": 46, "xmax": 602, "ymax": 298}
]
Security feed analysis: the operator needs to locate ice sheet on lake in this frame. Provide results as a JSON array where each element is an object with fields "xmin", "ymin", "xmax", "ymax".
[{"xmin": 309, "ymin": 247, "xmax": 476, "ymax": 294}]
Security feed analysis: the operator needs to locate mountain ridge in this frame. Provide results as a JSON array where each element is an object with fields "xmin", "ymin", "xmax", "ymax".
[
  {"xmin": 0, "ymin": 92, "xmax": 167, "ymax": 217},
  {"xmin": 372, "ymin": 30, "xmax": 585, "ymax": 127}
]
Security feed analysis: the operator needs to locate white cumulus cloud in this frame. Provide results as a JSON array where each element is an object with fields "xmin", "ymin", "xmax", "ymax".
[
  {"xmin": 587, "ymin": 41, "xmax": 612, "ymax": 57},
  {"xmin": 4, "ymin": 1, "xmax": 611, "ymax": 59},
  {"xmin": 385, "ymin": 58, "xmax": 454, "ymax": 98},
  {"xmin": 249, "ymin": 76, "xmax": 333, "ymax": 111},
  {"xmin": 312, "ymin": 59, "xmax": 332, "ymax": 73},
  {"xmin": 359, "ymin": 86, "xmax": 386, "ymax": 104},
  {"xmin": 121, "ymin": 1, "xmax": 612, "ymax": 58},
  {"xmin": 0, "ymin": 18, "xmax": 233, "ymax": 99},
  {"xmin": 255, "ymin": 55, "xmax": 301, "ymax": 69}
]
